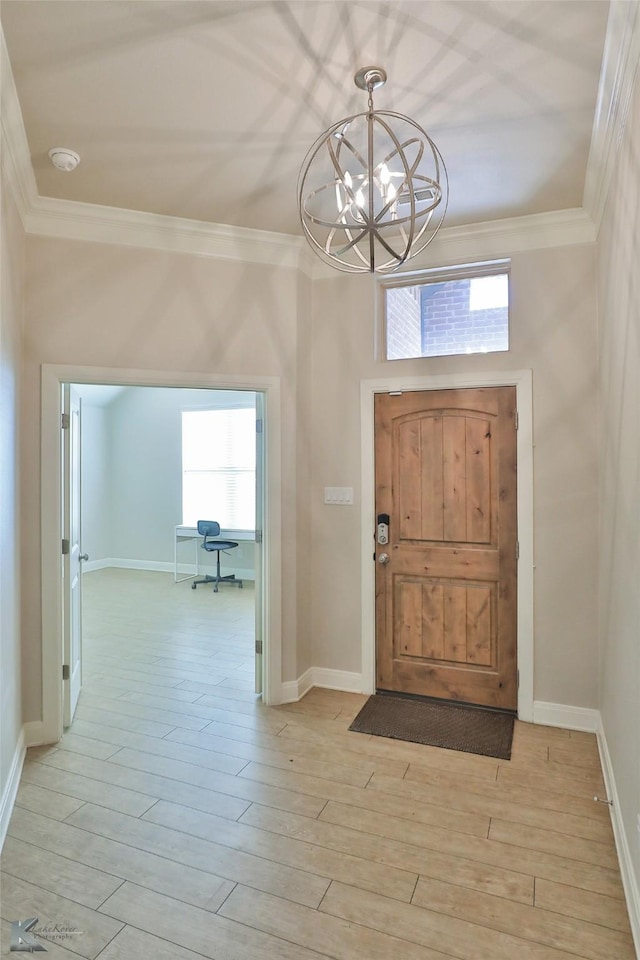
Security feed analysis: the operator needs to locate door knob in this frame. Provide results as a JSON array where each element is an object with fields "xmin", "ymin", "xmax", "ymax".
[
  {"xmin": 378, "ymin": 553, "xmax": 390, "ymax": 565},
  {"xmin": 79, "ymin": 553, "xmax": 89, "ymax": 561}
]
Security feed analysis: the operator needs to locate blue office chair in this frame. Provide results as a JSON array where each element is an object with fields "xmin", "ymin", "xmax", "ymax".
[{"xmin": 191, "ymin": 520, "xmax": 243, "ymax": 592}]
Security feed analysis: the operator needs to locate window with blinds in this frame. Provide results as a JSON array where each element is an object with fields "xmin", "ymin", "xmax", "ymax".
[{"xmin": 182, "ymin": 408, "xmax": 256, "ymax": 530}]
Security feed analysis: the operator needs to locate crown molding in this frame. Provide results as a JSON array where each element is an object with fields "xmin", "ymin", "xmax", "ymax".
[
  {"xmin": 0, "ymin": 27, "xmax": 38, "ymax": 224},
  {"xmin": 309, "ymin": 208, "xmax": 597, "ymax": 280},
  {"xmin": 411, "ymin": 206, "xmax": 597, "ymax": 267},
  {"xmin": 24, "ymin": 195, "xmax": 595, "ymax": 280},
  {"xmin": 583, "ymin": 0, "xmax": 640, "ymax": 231},
  {"xmin": 3, "ymin": 15, "xmax": 629, "ymax": 278},
  {"xmin": 1, "ymin": 26, "xmax": 308, "ymax": 273},
  {"xmin": 25, "ymin": 195, "xmax": 308, "ymax": 272}
]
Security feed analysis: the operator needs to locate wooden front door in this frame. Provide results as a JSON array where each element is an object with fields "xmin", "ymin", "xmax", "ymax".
[{"xmin": 375, "ymin": 387, "xmax": 517, "ymax": 710}]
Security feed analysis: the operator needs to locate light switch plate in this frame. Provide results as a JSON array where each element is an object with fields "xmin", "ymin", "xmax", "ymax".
[{"xmin": 324, "ymin": 486, "xmax": 354, "ymax": 505}]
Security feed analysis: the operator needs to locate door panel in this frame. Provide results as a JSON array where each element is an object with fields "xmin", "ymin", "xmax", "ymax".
[
  {"xmin": 254, "ymin": 393, "xmax": 264, "ymax": 696},
  {"xmin": 63, "ymin": 385, "xmax": 83, "ymax": 726},
  {"xmin": 375, "ymin": 387, "xmax": 517, "ymax": 710}
]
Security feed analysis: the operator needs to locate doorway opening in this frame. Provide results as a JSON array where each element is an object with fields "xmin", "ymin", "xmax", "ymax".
[
  {"xmin": 40, "ymin": 365, "xmax": 282, "ymax": 746},
  {"xmin": 64, "ymin": 383, "xmax": 262, "ymax": 729}
]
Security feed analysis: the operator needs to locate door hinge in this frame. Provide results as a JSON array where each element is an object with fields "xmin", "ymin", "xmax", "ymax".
[
  {"xmin": 62, "ymin": 664, "xmax": 70, "ymax": 680},
  {"xmin": 61, "ymin": 413, "xmax": 70, "ymax": 429},
  {"xmin": 517, "ymin": 669, "xmax": 520, "ymax": 689},
  {"xmin": 514, "ymin": 411, "xmax": 519, "ymax": 430},
  {"xmin": 256, "ymin": 419, "xmax": 263, "ymax": 434},
  {"xmin": 255, "ymin": 530, "xmax": 263, "ymax": 544},
  {"xmin": 61, "ymin": 538, "xmax": 69, "ymax": 555},
  {"xmin": 515, "ymin": 540, "xmax": 520, "ymax": 560},
  {"xmin": 255, "ymin": 639, "xmax": 263, "ymax": 655}
]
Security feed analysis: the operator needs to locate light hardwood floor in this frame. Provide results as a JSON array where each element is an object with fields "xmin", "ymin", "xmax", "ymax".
[{"xmin": 1, "ymin": 568, "xmax": 635, "ymax": 959}]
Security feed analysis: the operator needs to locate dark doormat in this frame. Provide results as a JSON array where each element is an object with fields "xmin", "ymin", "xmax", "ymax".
[{"xmin": 349, "ymin": 693, "xmax": 515, "ymax": 760}]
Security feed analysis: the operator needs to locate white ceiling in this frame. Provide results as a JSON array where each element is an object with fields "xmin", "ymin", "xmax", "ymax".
[{"xmin": 1, "ymin": 1, "xmax": 610, "ymax": 237}]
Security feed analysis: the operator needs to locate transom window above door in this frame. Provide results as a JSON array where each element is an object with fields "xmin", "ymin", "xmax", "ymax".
[{"xmin": 382, "ymin": 261, "xmax": 510, "ymax": 360}]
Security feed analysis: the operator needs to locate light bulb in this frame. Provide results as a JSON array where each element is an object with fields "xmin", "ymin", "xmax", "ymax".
[{"xmin": 379, "ymin": 163, "xmax": 391, "ymax": 185}]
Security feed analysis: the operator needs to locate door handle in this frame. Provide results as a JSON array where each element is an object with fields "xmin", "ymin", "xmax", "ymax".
[
  {"xmin": 378, "ymin": 553, "xmax": 390, "ymax": 565},
  {"xmin": 79, "ymin": 553, "xmax": 89, "ymax": 562}
]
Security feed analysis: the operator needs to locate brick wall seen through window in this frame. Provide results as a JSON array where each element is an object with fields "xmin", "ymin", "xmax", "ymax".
[{"xmin": 385, "ymin": 270, "xmax": 509, "ymax": 360}]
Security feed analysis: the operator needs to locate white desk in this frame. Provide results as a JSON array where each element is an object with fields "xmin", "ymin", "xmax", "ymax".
[
  {"xmin": 174, "ymin": 525, "xmax": 201, "ymax": 582},
  {"xmin": 174, "ymin": 525, "xmax": 255, "ymax": 582}
]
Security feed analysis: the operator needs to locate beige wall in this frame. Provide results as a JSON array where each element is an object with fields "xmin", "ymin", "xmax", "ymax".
[
  {"xmin": 0, "ymin": 162, "xmax": 25, "ymax": 799},
  {"xmin": 19, "ymin": 230, "xmax": 601, "ymax": 726},
  {"xmin": 597, "ymin": 64, "xmax": 640, "ymax": 895},
  {"xmin": 310, "ymin": 245, "xmax": 600, "ymax": 707},
  {"xmin": 21, "ymin": 237, "xmax": 304, "ymax": 721},
  {"xmin": 295, "ymin": 268, "xmax": 313, "ymax": 677},
  {"xmin": 18, "ymin": 227, "xmax": 607, "ymax": 729}
]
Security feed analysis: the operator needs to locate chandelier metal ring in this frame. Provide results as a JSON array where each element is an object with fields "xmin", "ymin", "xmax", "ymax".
[{"xmin": 298, "ymin": 68, "xmax": 448, "ymax": 274}]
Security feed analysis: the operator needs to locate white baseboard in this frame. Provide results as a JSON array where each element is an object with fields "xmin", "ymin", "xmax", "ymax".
[
  {"xmin": 84, "ymin": 559, "xmax": 255, "ymax": 581},
  {"xmin": 0, "ymin": 727, "xmax": 25, "ymax": 852},
  {"xmin": 82, "ymin": 558, "xmax": 111, "ymax": 572},
  {"xmin": 277, "ymin": 683, "xmax": 640, "ymax": 951},
  {"xmin": 281, "ymin": 667, "xmax": 365, "ymax": 703},
  {"xmin": 311, "ymin": 668, "xmax": 366, "ymax": 693},
  {"xmin": 532, "ymin": 701, "xmax": 600, "ymax": 732},
  {"xmin": 597, "ymin": 723, "xmax": 640, "ymax": 956},
  {"xmin": 111, "ymin": 558, "xmax": 183, "ymax": 572},
  {"xmin": 188, "ymin": 567, "xmax": 256, "ymax": 583},
  {"xmin": 284, "ymin": 691, "xmax": 602, "ymax": 728},
  {"xmin": 526, "ymin": 702, "xmax": 639, "ymax": 953},
  {"xmin": 281, "ymin": 668, "xmax": 314, "ymax": 703},
  {"xmin": 24, "ymin": 720, "xmax": 56, "ymax": 748}
]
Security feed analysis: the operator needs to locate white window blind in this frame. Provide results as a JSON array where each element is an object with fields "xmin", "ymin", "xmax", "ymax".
[{"xmin": 182, "ymin": 408, "xmax": 256, "ymax": 530}]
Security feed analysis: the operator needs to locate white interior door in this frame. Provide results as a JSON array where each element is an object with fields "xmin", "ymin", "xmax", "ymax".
[
  {"xmin": 254, "ymin": 393, "xmax": 265, "ymax": 695},
  {"xmin": 63, "ymin": 384, "xmax": 83, "ymax": 725}
]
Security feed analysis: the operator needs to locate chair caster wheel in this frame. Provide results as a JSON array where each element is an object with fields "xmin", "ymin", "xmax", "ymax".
[{"xmin": 191, "ymin": 583, "xmax": 196, "ymax": 589}]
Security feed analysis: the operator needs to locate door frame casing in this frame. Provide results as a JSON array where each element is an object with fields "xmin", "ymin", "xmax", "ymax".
[
  {"xmin": 361, "ymin": 369, "xmax": 534, "ymax": 722},
  {"xmin": 62, "ymin": 384, "xmax": 83, "ymax": 726},
  {"xmin": 39, "ymin": 363, "xmax": 283, "ymax": 745}
]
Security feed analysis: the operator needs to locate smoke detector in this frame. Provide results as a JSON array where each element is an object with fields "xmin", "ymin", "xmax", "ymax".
[{"xmin": 48, "ymin": 147, "xmax": 81, "ymax": 172}]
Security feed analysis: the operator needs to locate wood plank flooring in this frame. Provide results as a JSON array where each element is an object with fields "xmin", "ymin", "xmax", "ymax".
[{"xmin": 1, "ymin": 568, "xmax": 635, "ymax": 959}]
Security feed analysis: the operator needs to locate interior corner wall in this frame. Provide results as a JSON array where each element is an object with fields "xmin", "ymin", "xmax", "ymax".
[
  {"xmin": 309, "ymin": 244, "xmax": 600, "ymax": 709},
  {"xmin": 21, "ymin": 237, "xmax": 303, "ymax": 722},
  {"xmin": 295, "ymin": 268, "xmax": 313, "ymax": 678},
  {"xmin": 596, "ymin": 62, "xmax": 640, "ymax": 898},
  {"xmin": 0, "ymin": 162, "xmax": 25, "ymax": 803}
]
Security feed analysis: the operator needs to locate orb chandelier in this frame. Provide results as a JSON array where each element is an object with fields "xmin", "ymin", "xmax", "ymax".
[{"xmin": 298, "ymin": 66, "xmax": 448, "ymax": 274}]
